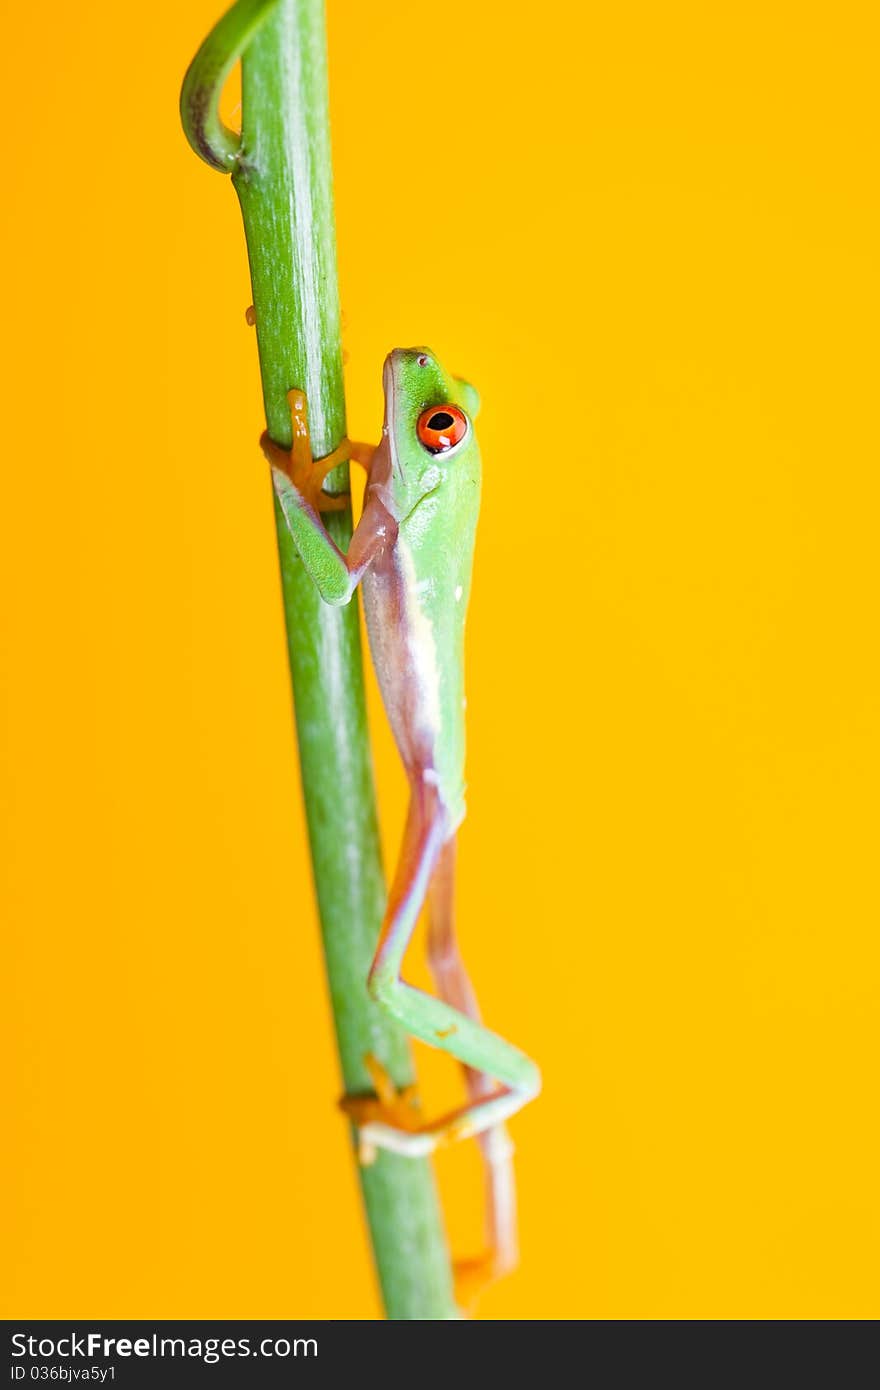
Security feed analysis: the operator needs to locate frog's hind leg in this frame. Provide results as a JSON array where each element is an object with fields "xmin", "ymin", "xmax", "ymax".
[
  {"xmin": 427, "ymin": 837, "xmax": 519, "ymax": 1305},
  {"xmin": 342, "ymin": 786, "xmax": 540, "ymax": 1170}
]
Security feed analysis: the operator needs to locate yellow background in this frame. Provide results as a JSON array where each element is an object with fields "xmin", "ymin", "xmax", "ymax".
[{"xmin": 2, "ymin": 0, "xmax": 878, "ymax": 1319}]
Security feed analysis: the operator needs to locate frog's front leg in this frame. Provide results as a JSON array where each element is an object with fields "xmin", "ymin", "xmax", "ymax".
[
  {"xmin": 342, "ymin": 786, "xmax": 541, "ymax": 1161},
  {"xmin": 260, "ymin": 390, "xmax": 395, "ymax": 605}
]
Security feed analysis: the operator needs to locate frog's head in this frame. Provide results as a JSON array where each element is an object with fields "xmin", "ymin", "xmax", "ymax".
[{"xmin": 379, "ymin": 347, "xmax": 481, "ymax": 521}]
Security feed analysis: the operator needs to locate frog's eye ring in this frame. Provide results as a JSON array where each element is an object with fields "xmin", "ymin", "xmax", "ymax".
[{"xmin": 417, "ymin": 404, "xmax": 469, "ymax": 453}]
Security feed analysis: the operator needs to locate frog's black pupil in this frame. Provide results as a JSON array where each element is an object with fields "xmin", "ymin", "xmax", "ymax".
[{"xmin": 428, "ymin": 411, "xmax": 455, "ymax": 431}]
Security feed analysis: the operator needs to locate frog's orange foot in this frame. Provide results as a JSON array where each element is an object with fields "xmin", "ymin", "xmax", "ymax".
[
  {"xmin": 287, "ymin": 387, "xmax": 353, "ymax": 512},
  {"xmin": 453, "ymin": 1252, "xmax": 501, "ymax": 1315},
  {"xmin": 339, "ymin": 1054, "xmax": 421, "ymax": 1165},
  {"xmin": 262, "ymin": 388, "xmax": 352, "ymax": 513},
  {"xmin": 289, "ymin": 459, "xmax": 351, "ymax": 513}
]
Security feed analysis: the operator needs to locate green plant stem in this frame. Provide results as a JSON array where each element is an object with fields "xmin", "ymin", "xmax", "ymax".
[{"xmin": 196, "ymin": 0, "xmax": 457, "ymax": 1318}]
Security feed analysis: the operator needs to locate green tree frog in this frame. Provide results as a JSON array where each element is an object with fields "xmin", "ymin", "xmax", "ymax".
[{"xmin": 261, "ymin": 348, "xmax": 541, "ymax": 1298}]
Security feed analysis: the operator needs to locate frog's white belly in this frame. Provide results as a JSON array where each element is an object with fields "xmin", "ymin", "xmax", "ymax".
[{"xmin": 362, "ymin": 538, "xmax": 442, "ymax": 785}]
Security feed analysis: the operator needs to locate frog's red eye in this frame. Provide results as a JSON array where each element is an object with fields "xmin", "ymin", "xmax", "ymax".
[{"xmin": 417, "ymin": 404, "xmax": 468, "ymax": 453}]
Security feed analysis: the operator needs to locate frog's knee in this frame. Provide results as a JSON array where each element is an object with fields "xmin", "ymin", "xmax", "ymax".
[{"xmin": 367, "ymin": 964, "xmax": 396, "ymax": 1010}]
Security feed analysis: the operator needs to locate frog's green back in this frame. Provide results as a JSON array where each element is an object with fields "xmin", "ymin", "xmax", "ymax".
[{"xmin": 361, "ymin": 349, "xmax": 481, "ymax": 829}]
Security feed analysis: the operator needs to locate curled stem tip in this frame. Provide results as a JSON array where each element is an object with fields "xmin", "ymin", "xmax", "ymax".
[{"xmin": 180, "ymin": 0, "xmax": 282, "ymax": 172}]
